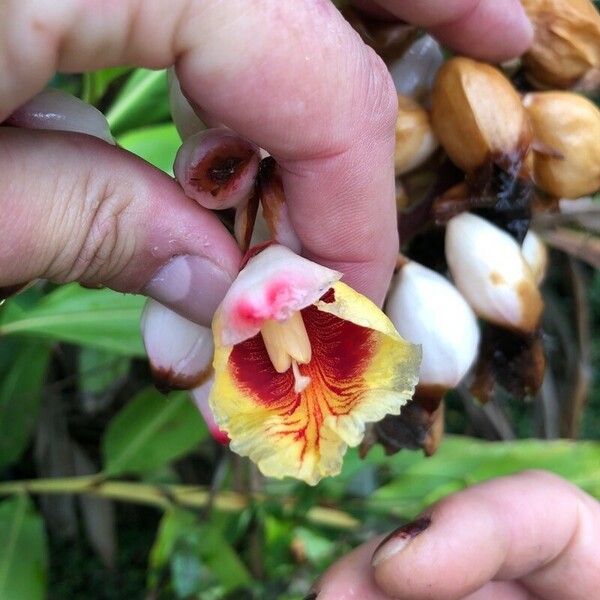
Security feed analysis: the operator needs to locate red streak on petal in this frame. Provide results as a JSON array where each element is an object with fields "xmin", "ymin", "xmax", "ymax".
[
  {"xmin": 320, "ymin": 288, "xmax": 335, "ymax": 304},
  {"xmin": 228, "ymin": 295, "xmax": 377, "ymax": 462}
]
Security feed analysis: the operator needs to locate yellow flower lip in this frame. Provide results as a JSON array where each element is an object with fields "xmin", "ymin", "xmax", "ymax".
[{"xmin": 209, "ymin": 245, "xmax": 421, "ymax": 485}]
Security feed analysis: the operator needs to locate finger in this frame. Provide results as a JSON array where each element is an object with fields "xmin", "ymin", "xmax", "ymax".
[
  {"xmin": 2, "ymin": 0, "xmax": 399, "ymax": 304},
  {"xmin": 463, "ymin": 581, "xmax": 540, "ymax": 600},
  {"xmin": 314, "ymin": 538, "xmax": 394, "ymax": 600},
  {"xmin": 370, "ymin": 471, "xmax": 600, "ymax": 600},
  {"xmin": 5, "ymin": 88, "xmax": 115, "ymax": 144},
  {"xmin": 0, "ymin": 127, "xmax": 240, "ymax": 326},
  {"xmin": 357, "ymin": 0, "xmax": 533, "ymax": 61}
]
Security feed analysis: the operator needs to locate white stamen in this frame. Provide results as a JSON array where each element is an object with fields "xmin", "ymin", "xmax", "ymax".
[
  {"xmin": 260, "ymin": 312, "xmax": 312, "ymax": 374},
  {"xmin": 292, "ymin": 361, "xmax": 311, "ymax": 394}
]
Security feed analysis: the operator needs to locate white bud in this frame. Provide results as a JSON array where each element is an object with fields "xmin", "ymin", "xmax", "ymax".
[
  {"xmin": 445, "ymin": 213, "xmax": 543, "ymax": 333},
  {"xmin": 389, "ymin": 35, "xmax": 445, "ymax": 102},
  {"xmin": 141, "ymin": 299, "xmax": 214, "ymax": 389},
  {"xmin": 386, "ymin": 262, "xmax": 480, "ymax": 389},
  {"xmin": 521, "ymin": 231, "xmax": 548, "ymax": 285}
]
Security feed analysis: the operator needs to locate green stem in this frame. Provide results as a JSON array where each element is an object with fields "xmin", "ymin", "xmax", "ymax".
[{"xmin": 0, "ymin": 476, "xmax": 360, "ymax": 530}]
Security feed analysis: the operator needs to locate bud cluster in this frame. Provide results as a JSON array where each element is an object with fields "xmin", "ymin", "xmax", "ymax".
[{"xmin": 346, "ymin": 0, "xmax": 600, "ymax": 458}]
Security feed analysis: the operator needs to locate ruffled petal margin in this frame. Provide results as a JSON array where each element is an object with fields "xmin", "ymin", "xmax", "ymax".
[{"xmin": 210, "ymin": 282, "xmax": 420, "ymax": 485}]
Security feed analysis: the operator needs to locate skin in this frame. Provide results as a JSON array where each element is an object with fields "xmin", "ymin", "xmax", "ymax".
[
  {"xmin": 316, "ymin": 471, "xmax": 600, "ymax": 599},
  {"xmin": 5, "ymin": 3, "xmax": 591, "ymax": 598},
  {"xmin": 0, "ymin": 0, "xmax": 532, "ymax": 310}
]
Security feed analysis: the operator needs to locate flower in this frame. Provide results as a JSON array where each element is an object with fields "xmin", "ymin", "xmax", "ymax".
[
  {"xmin": 524, "ymin": 91, "xmax": 600, "ymax": 198},
  {"xmin": 445, "ymin": 213, "xmax": 543, "ymax": 334},
  {"xmin": 208, "ymin": 244, "xmax": 420, "ymax": 485},
  {"xmin": 386, "ymin": 261, "xmax": 480, "ymax": 391}
]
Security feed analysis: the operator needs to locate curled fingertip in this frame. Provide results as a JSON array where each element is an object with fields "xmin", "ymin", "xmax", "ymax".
[
  {"xmin": 431, "ymin": 0, "xmax": 534, "ymax": 62},
  {"xmin": 371, "ymin": 517, "xmax": 432, "ymax": 567},
  {"xmin": 144, "ymin": 255, "xmax": 234, "ymax": 328},
  {"xmin": 174, "ymin": 128, "xmax": 260, "ymax": 210},
  {"xmin": 5, "ymin": 88, "xmax": 114, "ymax": 144}
]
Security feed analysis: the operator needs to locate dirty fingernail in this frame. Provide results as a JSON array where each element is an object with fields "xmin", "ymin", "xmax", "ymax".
[
  {"xmin": 144, "ymin": 255, "xmax": 233, "ymax": 327},
  {"xmin": 371, "ymin": 517, "xmax": 431, "ymax": 567}
]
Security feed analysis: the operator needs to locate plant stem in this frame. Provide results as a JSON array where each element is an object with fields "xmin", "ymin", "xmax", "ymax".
[{"xmin": 0, "ymin": 476, "xmax": 360, "ymax": 530}]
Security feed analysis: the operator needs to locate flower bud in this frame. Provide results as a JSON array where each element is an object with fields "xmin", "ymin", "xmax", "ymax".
[
  {"xmin": 524, "ymin": 91, "xmax": 600, "ymax": 198},
  {"xmin": 431, "ymin": 57, "xmax": 531, "ymax": 173},
  {"xmin": 141, "ymin": 300, "xmax": 214, "ymax": 391},
  {"xmin": 520, "ymin": 0, "xmax": 600, "ymax": 91},
  {"xmin": 395, "ymin": 95, "xmax": 438, "ymax": 176},
  {"xmin": 388, "ymin": 34, "xmax": 445, "ymax": 102},
  {"xmin": 445, "ymin": 213, "xmax": 543, "ymax": 333},
  {"xmin": 521, "ymin": 230, "xmax": 548, "ymax": 285},
  {"xmin": 386, "ymin": 262, "xmax": 480, "ymax": 389}
]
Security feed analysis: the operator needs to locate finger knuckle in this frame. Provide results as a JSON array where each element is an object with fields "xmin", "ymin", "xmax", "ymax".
[{"xmin": 52, "ymin": 172, "xmax": 135, "ymax": 285}]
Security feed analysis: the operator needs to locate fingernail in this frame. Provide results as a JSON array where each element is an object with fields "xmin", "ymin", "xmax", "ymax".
[
  {"xmin": 371, "ymin": 517, "xmax": 431, "ymax": 567},
  {"xmin": 144, "ymin": 255, "xmax": 233, "ymax": 327}
]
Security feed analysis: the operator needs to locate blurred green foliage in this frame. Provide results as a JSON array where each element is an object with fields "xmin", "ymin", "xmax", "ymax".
[{"xmin": 0, "ymin": 58, "xmax": 599, "ymax": 600}]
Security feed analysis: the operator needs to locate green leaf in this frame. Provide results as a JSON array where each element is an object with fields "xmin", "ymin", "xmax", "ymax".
[
  {"xmin": 102, "ymin": 387, "xmax": 207, "ymax": 476},
  {"xmin": 106, "ymin": 69, "xmax": 170, "ymax": 134},
  {"xmin": 81, "ymin": 67, "xmax": 131, "ymax": 106},
  {"xmin": 0, "ymin": 284, "xmax": 145, "ymax": 356},
  {"xmin": 0, "ymin": 342, "xmax": 51, "ymax": 470},
  {"xmin": 293, "ymin": 527, "xmax": 335, "ymax": 567},
  {"xmin": 0, "ymin": 496, "xmax": 48, "ymax": 600},
  {"xmin": 78, "ymin": 347, "xmax": 130, "ymax": 395},
  {"xmin": 149, "ymin": 508, "xmax": 251, "ymax": 595},
  {"xmin": 118, "ymin": 123, "xmax": 181, "ymax": 175},
  {"xmin": 366, "ymin": 436, "xmax": 600, "ymax": 519}
]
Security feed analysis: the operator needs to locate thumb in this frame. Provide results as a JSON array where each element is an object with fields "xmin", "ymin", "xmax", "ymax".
[{"xmin": 0, "ymin": 126, "xmax": 241, "ymax": 326}]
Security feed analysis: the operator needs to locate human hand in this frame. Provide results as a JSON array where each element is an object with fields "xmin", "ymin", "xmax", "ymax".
[
  {"xmin": 0, "ymin": 0, "xmax": 532, "ymax": 321},
  {"xmin": 312, "ymin": 471, "xmax": 600, "ymax": 599}
]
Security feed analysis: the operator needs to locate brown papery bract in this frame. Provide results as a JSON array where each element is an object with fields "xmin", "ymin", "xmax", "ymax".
[
  {"xmin": 395, "ymin": 95, "xmax": 438, "ymax": 176},
  {"xmin": 524, "ymin": 91, "xmax": 600, "ymax": 198},
  {"xmin": 521, "ymin": 0, "xmax": 600, "ymax": 91}
]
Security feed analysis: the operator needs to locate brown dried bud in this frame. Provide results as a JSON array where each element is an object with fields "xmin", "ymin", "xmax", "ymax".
[
  {"xmin": 360, "ymin": 396, "xmax": 445, "ymax": 457},
  {"xmin": 395, "ymin": 95, "xmax": 438, "ymax": 176},
  {"xmin": 524, "ymin": 91, "xmax": 600, "ymax": 198},
  {"xmin": 470, "ymin": 324, "xmax": 546, "ymax": 403},
  {"xmin": 521, "ymin": 0, "xmax": 600, "ymax": 91},
  {"xmin": 431, "ymin": 57, "xmax": 531, "ymax": 173}
]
